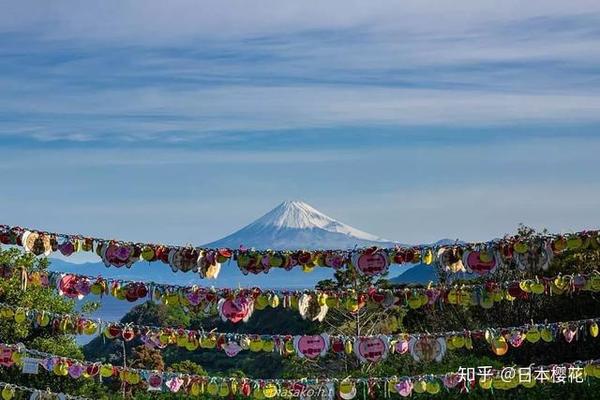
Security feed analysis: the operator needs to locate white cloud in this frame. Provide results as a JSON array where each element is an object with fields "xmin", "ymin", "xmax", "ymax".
[
  {"xmin": 1, "ymin": 86, "xmax": 599, "ymax": 142},
  {"xmin": 1, "ymin": 1, "xmax": 600, "ymax": 142},
  {"xmin": 2, "ymin": 1, "xmax": 600, "ymax": 42}
]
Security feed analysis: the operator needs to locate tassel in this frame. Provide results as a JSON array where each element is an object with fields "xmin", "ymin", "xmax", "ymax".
[{"xmin": 20, "ymin": 266, "xmax": 28, "ymax": 291}]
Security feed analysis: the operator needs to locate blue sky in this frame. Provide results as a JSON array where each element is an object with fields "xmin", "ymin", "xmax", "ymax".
[{"xmin": 1, "ymin": 0, "xmax": 599, "ymax": 249}]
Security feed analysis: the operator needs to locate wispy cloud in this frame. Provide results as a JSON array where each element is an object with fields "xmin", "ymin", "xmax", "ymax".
[
  {"xmin": 1, "ymin": 1, "xmax": 599, "ymax": 144},
  {"xmin": 1, "ymin": 85, "xmax": 599, "ymax": 145}
]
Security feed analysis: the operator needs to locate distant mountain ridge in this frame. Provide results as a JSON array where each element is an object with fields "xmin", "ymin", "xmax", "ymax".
[{"xmin": 389, "ymin": 263, "xmax": 438, "ymax": 284}]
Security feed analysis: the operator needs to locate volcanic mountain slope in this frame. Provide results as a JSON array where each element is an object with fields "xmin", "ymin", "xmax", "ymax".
[{"xmin": 203, "ymin": 200, "xmax": 399, "ymax": 250}]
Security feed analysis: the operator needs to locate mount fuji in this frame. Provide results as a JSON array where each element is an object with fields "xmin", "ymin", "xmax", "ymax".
[
  {"xmin": 204, "ymin": 200, "xmax": 399, "ymax": 250},
  {"xmin": 49, "ymin": 201, "xmax": 406, "ymax": 289},
  {"xmin": 47, "ymin": 201, "xmax": 433, "ymax": 323}
]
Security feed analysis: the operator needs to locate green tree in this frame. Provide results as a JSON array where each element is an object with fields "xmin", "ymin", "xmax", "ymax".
[{"xmin": 0, "ymin": 247, "xmax": 105, "ymax": 398}]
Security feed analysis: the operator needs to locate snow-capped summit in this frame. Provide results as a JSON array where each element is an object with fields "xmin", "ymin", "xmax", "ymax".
[
  {"xmin": 249, "ymin": 200, "xmax": 382, "ymax": 238},
  {"xmin": 204, "ymin": 200, "xmax": 398, "ymax": 250}
]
